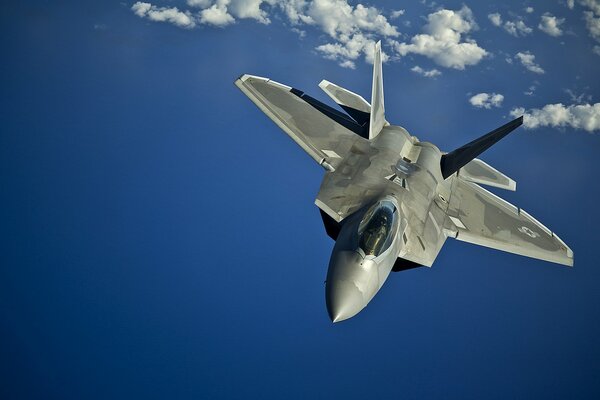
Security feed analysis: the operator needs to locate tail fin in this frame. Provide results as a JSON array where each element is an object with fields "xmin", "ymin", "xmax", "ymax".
[
  {"xmin": 440, "ymin": 116, "xmax": 523, "ymax": 179},
  {"xmin": 369, "ymin": 41, "xmax": 385, "ymax": 140}
]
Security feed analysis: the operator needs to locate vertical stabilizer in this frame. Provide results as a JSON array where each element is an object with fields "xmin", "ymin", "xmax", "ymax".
[{"xmin": 369, "ymin": 41, "xmax": 385, "ymax": 140}]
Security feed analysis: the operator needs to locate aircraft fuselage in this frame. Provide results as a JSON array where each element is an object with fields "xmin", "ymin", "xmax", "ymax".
[{"xmin": 324, "ymin": 125, "xmax": 450, "ymax": 321}]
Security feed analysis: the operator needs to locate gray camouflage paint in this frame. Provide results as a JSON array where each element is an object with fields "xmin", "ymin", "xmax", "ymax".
[{"xmin": 235, "ymin": 48, "xmax": 573, "ymax": 322}]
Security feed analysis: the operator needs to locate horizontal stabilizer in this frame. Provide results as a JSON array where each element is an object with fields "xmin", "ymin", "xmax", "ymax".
[
  {"xmin": 319, "ymin": 80, "xmax": 371, "ymax": 128},
  {"xmin": 459, "ymin": 158, "xmax": 516, "ymax": 191},
  {"xmin": 441, "ymin": 116, "xmax": 523, "ymax": 179}
]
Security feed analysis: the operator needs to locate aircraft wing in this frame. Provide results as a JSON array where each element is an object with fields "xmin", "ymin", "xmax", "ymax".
[
  {"xmin": 235, "ymin": 74, "xmax": 366, "ymax": 170},
  {"xmin": 446, "ymin": 178, "xmax": 573, "ymax": 266}
]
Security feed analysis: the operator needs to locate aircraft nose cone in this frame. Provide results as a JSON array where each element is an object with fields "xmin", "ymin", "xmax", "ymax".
[
  {"xmin": 325, "ymin": 250, "xmax": 377, "ymax": 323},
  {"xmin": 326, "ymin": 280, "xmax": 365, "ymax": 323}
]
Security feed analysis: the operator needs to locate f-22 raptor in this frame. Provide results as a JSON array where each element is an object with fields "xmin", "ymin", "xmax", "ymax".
[{"xmin": 235, "ymin": 42, "xmax": 573, "ymax": 323}]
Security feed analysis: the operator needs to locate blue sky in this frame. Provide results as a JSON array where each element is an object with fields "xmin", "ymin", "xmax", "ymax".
[{"xmin": 1, "ymin": 1, "xmax": 600, "ymax": 398}]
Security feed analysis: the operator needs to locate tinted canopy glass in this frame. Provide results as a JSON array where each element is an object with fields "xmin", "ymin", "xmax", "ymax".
[{"xmin": 358, "ymin": 201, "xmax": 397, "ymax": 256}]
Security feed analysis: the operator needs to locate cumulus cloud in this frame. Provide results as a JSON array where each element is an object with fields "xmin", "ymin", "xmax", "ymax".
[
  {"xmin": 391, "ymin": 9, "xmax": 405, "ymax": 19},
  {"xmin": 510, "ymin": 103, "xmax": 600, "ymax": 132},
  {"xmin": 199, "ymin": 1, "xmax": 235, "ymax": 26},
  {"xmin": 316, "ymin": 34, "xmax": 388, "ymax": 67},
  {"xmin": 488, "ymin": 12, "xmax": 532, "ymax": 36},
  {"xmin": 538, "ymin": 13, "xmax": 564, "ymax": 36},
  {"xmin": 301, "ymin": 0, "xmax": 399, "ymax": 66},
  {"xmin": 504, "ymin": 20, "xmax": 533, "ymax": 36},
  {"xmin": 594, "ymin": 45, "xmax": 600, "ymax": 55},
  {"xmin": 515, "ymin": 51, "xmax": 545, "ymax": 74},
  {"xmin": 469, "ymin": 92, "xmax": 504, "ymax": 109},
  {"xmin": 580, "ymin": 0, "xmax": 600, "ymax": 15},
  {"xmin": 132, "ymin": 2, "xmax": 196, "ymax": 28},
  {"xmin": 567, "ymin": 0, "xmax": 575, "ymax": 9},
  {"xmin": 577, "ymin": 0, "xmax": 600, "ymax": 49},
  {"xmin": 488, "ymin": 13, "xmax": 502, "ymax": 26},
  {"xmin": 584, "ymin": 11, "xmax": 600, "ymax": 42},
  {"xmin": 411, "ymin": 65, "xmax": 441, "ymax": 77},
  {"xmin": 392, "ymin": 6, "xmax": 488, "ymax": 70},
  {"xmin": 525, "ymin": 7, "xmax": 534, "ymax": 13},
  {"xmin": 131, "ymin": 1, "xmax": 400, "ymax": 67}
]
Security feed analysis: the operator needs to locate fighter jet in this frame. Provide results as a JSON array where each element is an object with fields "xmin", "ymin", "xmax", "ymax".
[{"xmin": 235, "ymin": 41, "xmax": 573, "ymax": 323}]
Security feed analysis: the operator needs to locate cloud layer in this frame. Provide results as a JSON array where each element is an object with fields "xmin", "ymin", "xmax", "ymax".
[
  {"xmin": 132, "ymin": 2, "xmax": 488, "ymax": 70},
  {"xmin": 132, "ymin": 0, "xmax": 401, "ymax": 67},
  {"xmin": 511, "ymin": 103, "xmax": 600, "ymax": 132}
]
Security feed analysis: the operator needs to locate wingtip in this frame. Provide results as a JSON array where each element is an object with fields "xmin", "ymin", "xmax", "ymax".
[{"xmin": 318, "ymin": 79, "xmax": 331, "ymax": 89}]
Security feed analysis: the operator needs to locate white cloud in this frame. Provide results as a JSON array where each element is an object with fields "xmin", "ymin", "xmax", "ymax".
[
  {"xmin": 510, "ymin": 103, "xmax": 600, "ymax": 132},
  {"xmin": 503, "ymin": 19, "xmax": 533, "ymax": 36},
  {"xmin": 515, "ymin": 51, "xmax": 545, "ymax": 74},
  {"xmin": 584, "ymin": 11, "xmax": 600, "ymax": 42},
  {"xmin": 411, "ymin": 65, "xmax": 441, "ymax": 77},
  {"xmin": 392, "ymin": 6, "xmax": 488, "ymax": 70},
  {"xmin": 199, "ymin": 1, "xmax": 235, "ymax": 27},
  {"xmin": 303, "ymin": 1, "xmax": 399, "ymax": 39},
  {"xmin": 567, "ymin": 0, "xmax": 575, "ymax": 9},
  {"xmin": 187, "ymin": 0, "xmax": 212, "ymax": 7},
  {"xmin": 391, "ymin": 9, "xmax": 405, "ymax": 19},
  {"xmin": 229, "ymin": 0, "xmax": 273, "ymax": 24},
  {"xmin": 316, "ymin": 34, "xmax": 387, "ymax": 67},
  {"xmin": 565, "ymin": 89, "xmax": 592, "ymax": 103},
  {"xmin": 524, "ymin": 84, "xmax": 537, "ymax": 96},
  {"xmin": 488, "ymin": 13, "xmax": 502, "ymax": 26},
  {"xmin": 579, "ymin": 0, "xmax": 600, "ymax": 50},
  {"xmin": 525, "ymin": 7, "xmax": 534, "ymax": 14},
  {"xmin": 131, "ymin": 2, "xmax": 196, "ymax": 28},
  {"xmin": 488, "ymin": 12, "xmax": 532, "ymax": 36},
  {"xmin": 131, "ymin": 1, "xmax": 401, "ymax": 67},
  {"xmin": 469, "ymin": 92, "xmax": 504, "ymax": 109},
  {"xmin": 339, "ymin": 60, "xmax": 356, "ymax": 69},
  {"xmin": 538, "ymin": 13, "xmax": 564, "ymax": 36},
  {"xmin": 580, "ymin": 0, "xmax": 600, "ymax": 15},
  {"xmin": 292, "ymin": 0, "xmax": 400, "ymax": 67}
]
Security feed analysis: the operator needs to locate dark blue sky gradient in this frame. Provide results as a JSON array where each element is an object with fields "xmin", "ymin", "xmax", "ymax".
[{"xmin": 1, "ymin": 1, "xmax": 600, "ymax": 398}]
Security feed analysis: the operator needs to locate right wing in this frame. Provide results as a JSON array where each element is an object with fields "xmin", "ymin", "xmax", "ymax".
[
  {"xmin": 446, "ymin": 178, "xmax": 573, "ymax": 266},
  {"xmin": 235, "ymin": 74, "xmax": 366, "ymax": 170}
]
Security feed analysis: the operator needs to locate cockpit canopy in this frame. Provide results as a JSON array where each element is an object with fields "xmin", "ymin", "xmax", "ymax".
[{"xmin": 358, "ymin": 200, "xmax": 398, "ymax": 257}]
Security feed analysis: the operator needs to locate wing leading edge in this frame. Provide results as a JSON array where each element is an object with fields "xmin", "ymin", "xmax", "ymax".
[{"xmin": 235, "ymin": 74, "xmax": 367, "ymax": 170}]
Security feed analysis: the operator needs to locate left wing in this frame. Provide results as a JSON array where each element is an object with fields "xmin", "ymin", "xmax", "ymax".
[
  {"xmin": 445, "ymin": 178, "xmax": 573, "ymax": 266},
  {"xmin": 235, "ymin": 75, "xmax": 366, "ymax": 170}
]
